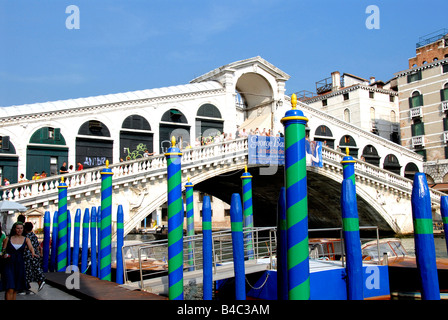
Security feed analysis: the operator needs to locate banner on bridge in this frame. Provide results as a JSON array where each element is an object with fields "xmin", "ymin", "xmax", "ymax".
[{"xmin": 247, "ymin": 135, "xmax": 322, "ymax": 167}]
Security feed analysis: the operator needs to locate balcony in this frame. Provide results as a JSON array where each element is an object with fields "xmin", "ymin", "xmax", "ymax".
[
  {"xmin": 409, "ymin": 107, "xmax": 422, "ymax": 118},
  {"xmin": 412, "ymin": 135, "xmax": 424, "ymax": 148},
  {"xmin": 442, "ymin": 101, "xmax": 448, "ymax": 112}
]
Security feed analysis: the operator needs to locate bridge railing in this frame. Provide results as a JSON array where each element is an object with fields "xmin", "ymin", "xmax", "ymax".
[
  {"xmin": 0, "ymin": 138, "xmax": 249, "ymax": 204},
  {"xmin": 321, "ymin": 146, "xmax": 446, "ymax": 203}
]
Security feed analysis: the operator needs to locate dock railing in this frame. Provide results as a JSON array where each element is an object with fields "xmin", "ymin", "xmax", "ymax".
[
  {"xmin": 120, "ymin": 225, "xmax": 382, "ymax": 287},
  {"xmin": 121, "ymin": 226, "xmax": 277, "ymax": 286}
]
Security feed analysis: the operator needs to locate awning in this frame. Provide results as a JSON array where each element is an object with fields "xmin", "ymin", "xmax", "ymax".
[
  {"xmin": 239, "ymin": 113, "xmax": 272, "ymax": 132},
  {"xmin": 429, "ymin": 183, "xmax": 448, "ymax": 192}
]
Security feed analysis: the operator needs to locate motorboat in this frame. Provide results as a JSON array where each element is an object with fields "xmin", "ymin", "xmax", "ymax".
[{"xmin": 361, "ymin": 238, "xmax": 448, "ymax": 298}]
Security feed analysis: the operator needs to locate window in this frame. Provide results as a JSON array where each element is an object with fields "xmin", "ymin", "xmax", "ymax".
[
  {"xmin": 407, "ymin": 70, "xmax": 422, "ymax": 83},
  {"xmin": 343, "ymin": 93, "xmax": 349, "ymax": 101},
  {"xmin": 322, "ymin": 99, "xmax": 327, "ymax": 107},
  {"xmin": 441, "ymin": 83, "xmax": 448, "ymax": 101},
  {"xmin": 390, "ymin": 95, "xmax": 395, "ymax": 102},
  {"xmin": 370, "ymin": 107, "xmax": 375, "ymax": 120},
  {"xmin": 369, "ymin": 91, "xmax": 375, "ymax": 99},
  {"xmin": 411, "ymin": 119, "xmax": 425, "ymax": 136},
  {"xmin": 409, "ymin": 91, "xmax": 423, "ymax": 108},
  {"xmin": 344, "ymin": 108, "xmax": 351, "ymax": 123},
  {"xmin": 390, "ymin": 110, "xmax": 396, "ymax": 123},
  {"xmin": 443, "ymin": 64, "xmax": 448, "ymax": 73}
]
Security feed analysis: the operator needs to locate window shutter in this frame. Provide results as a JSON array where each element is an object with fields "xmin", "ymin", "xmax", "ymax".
[
  {"xmin": 54, "ymin": 128, "xmax": 61, "ymax": 141},
  {"xmin": 2, "ymin": 136, "xmax": 10, "ymax": 150}
]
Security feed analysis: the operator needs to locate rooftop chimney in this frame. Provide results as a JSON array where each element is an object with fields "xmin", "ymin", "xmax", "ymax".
[
  {"xmin": 370, "ymin": 76, "xmax": 376, "ymax": 84},
  {"xmin": 331, "ymin": 71, "xmax": 340, "ymax": 91}
]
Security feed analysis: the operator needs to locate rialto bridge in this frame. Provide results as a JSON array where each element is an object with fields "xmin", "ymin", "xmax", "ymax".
[{"xmin": 0, "ymin": 56, "xmax": 442, "ymax": 236}]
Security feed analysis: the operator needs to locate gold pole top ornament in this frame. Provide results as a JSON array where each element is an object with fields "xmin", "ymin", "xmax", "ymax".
[
  {"xmin": 171, "ymin": 136, "xmax": 176, "ymax": 147},
  {"xmin": 106, "ymin": 159, "xmax": 109, "ymax": 168},
  {"xmin": 291, "ymin": 93, "xmax": 297, "ymax": 110},
  {"xmin": 346, "ymin": 147, "xmax": 350, "ymax": 156},
  {"xmin": 245, "ymin": 165, "xmax": 248, "ymax": 173},
  {"xmin": 61, "ymin": 176, "xmax": 64, "ymax": 183},
  {"xmin": 188, "ymin": 176, "xmax": 190, "ymax": 182}
]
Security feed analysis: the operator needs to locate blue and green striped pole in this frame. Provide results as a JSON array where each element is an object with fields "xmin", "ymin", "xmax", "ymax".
[
  {"xmin": 280, "ymin": 93, "xmax": 310, "ymax": 300},
  {"xmin": 100, "ymin": 161, "xmax": 113, "ymax": 281},
  {"xmin": 81, "ymin": 208, "xmax": 90, "ymax": 274},
  {"xmin": 97, "ymin": 206, "xmax": 101, "ymax": 277},
  {"xmin": 340, "ymin": 179, "xmax": 364, "ymax": 300},
  {"xmin": 165, "ymin": 136, "xmax": 184, "ymax": 300},
  {"xmin": 230, "ymin": 193, "xmax": 246, "ymax": 300},
  {"xmin": 241, "ymin": 165, "xmax": 254, "ymax": 260},
  {"xmin": 202, "ymin": 195, "xmax": 213, "ymax": 300},
  {"xmin": 67, "ymin": 210, "xmax": 71, "ymax": 267},
  {"xmin": 90, "ymin": 206, "xmax": 97, "ymax": 277},
  {"xmin": 186, "ymin": 177, "xmax": 195, "ymax": 271},
  {"xmin": 50, "ymin": 211, "xmax": 58, "ymax": 272},
  {"xmin": 72, "ymin": 209, "xmax": 81, "ymax": 268},
  {"xmin": 116, "ymin": 205, "xmax": 124, "ymax": 284},
  {"xmin": 411, "ymin": 173, "xmax": 440, "ymax": 300},
  {"xmin": 57, "ymin": 177, "xmax": 68, "ymax": 272},
  {"xmin": 277, "ymin": 187, "xmax": 288, "ymax": 300},
  {"xmin": 43, "ymin": 211, "xmax": 51, "ymax": 273},
  {"xmin": 441, "ymin": 196, "xmax": 448, "ymax": 255},
  {"xmin": 341, "ymin": 148, "xmax": 356, "ymax": 188}
]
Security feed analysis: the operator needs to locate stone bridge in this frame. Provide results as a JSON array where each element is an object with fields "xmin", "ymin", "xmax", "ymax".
[{"xmin": 1, "ymin": 137, "xmax": 444, "ymax": 237}]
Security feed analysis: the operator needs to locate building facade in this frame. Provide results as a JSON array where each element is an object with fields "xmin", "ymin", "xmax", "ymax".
[{"xmin": 395, "ymin": 29, "xmax": 448, "ymax": 188}]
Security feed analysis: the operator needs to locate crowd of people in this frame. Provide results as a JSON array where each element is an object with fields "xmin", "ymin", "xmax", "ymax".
[
  {"xmin": 194, "ymin": 127, "xmax": 284, "ymax": 148},
  {"xmin": 0, "ymin": 215, "xmax": 46, "ymax": 300}
]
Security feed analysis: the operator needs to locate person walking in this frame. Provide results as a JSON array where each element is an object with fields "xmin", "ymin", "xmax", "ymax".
[
  {"xmin": 1, "ymin": 222, "xmax": 38, "ymax": 300},
  {"xmin": 23, "ymin": 222, "xmax": 45, "ymax": 293}
]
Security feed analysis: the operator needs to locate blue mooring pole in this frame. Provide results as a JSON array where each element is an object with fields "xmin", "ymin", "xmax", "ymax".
[
  {"xmin": 340, "ymin": 179, "xmax": 364, "ymax": 300},
  {"xmin": 50, "ymin": 211, "xmax": 58, "ymax": 272},
  {"xmin": 441, "ymin": 196, "xmax": 448, "ymax": 256},
  {"xmin": 230, "ymin": 193, "xmax": 246, "ymax": 300},
  {"xmin": 202, "ymin": 196, "xmax": 213, "ymax": 300},
  {"xmin": 116, "ymin": 205, "xmax": 124, "ymax": 284},
  {"xmin": 90, "ymin": 206, "xmax": 97, "ymax": 277},
  {"xmin": 72, "ymin": 209, "xmax": 81, "ymax": 268},
  {"xmin": 42, "ymin": 211, "xmax": 51, "ymax": 273},
  {"xmin": 81, "ymin": 208, "xmax": 90, "ymax": 274},
  {"xmin": 411, "ymin": 173, "xmax": 440, "ymax": 300},
  {"xmin": 277, "ymin": 187, "xmax": 288, "ymax": 300}
]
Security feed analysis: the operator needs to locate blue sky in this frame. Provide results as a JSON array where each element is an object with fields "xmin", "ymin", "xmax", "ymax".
[{"xmin": 0, "ymin": 0, "xmax": 447, "ymax": 107}]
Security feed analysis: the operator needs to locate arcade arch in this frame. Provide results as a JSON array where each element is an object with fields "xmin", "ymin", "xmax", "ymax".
[
  {"xmin": 195, "ymin": 104, "xmax": 224, "ymax": 141},
  {"xmin": 159, "ymin": 109, "xmax": 190, "ymax": 152},
  {"xmin": 76, "ymin": 120, "xmax": 112, "ymax": 169},
  {"xmin": 120, "ymin": 115, "xmax": 153, "ymax": 161},
  {"xmin": 26, "ymin": 127, "xmax": 68, "ymax": 179}
]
